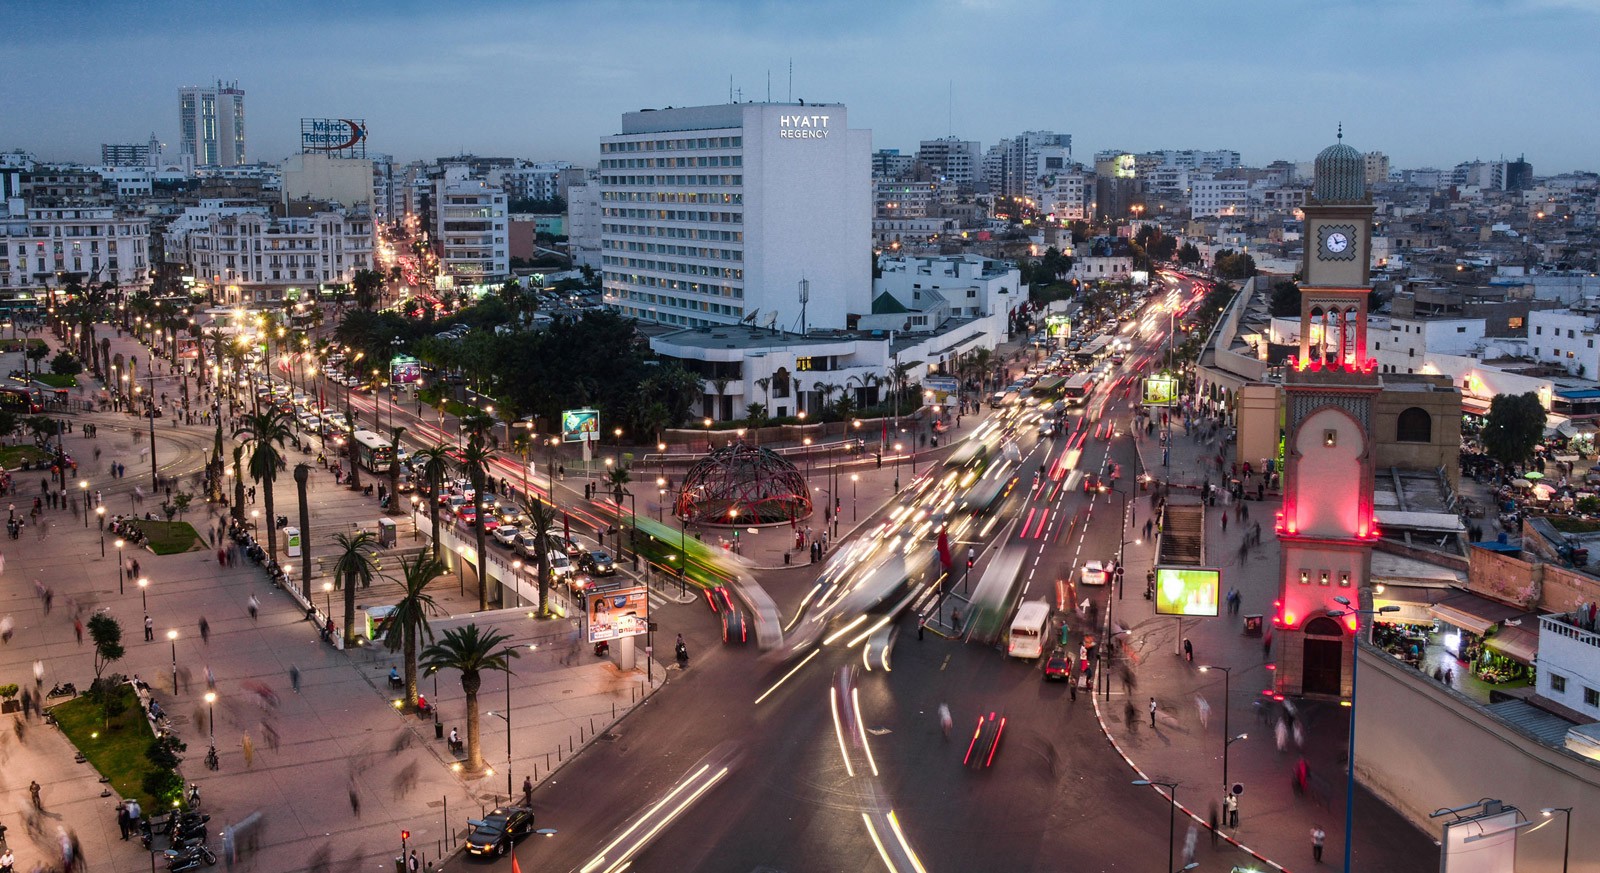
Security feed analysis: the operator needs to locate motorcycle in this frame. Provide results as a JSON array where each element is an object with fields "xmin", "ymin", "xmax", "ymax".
[
  {"xmin": 675, "ymin": 641, "xmax": 689, "ymax": 669},
  {"xmin": 593, "ymin": 640, "xmax": 609, "ymax": 657},
  {"xmin": 48, "ymin": 682, "xmax": 77, "ymax": 698},
  {"xmin": 163, "ymin": 844, "xmax": 217, "ymax": 870}
]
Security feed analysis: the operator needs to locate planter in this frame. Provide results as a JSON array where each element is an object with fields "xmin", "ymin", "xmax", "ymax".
[{"xmin": 1, "ymin": 700, "xmax": 20, "ymax": 713}]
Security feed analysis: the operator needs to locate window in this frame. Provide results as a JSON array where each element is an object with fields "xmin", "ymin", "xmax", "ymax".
[
  {"xmin": 1586, "ymin": 687, "xmax": 1599, "ymax": 708},
  {"xmin": 1571, "ymin": 330, "xmax": 1578, "ymax": 339},
  {"xmin": 1508, "ymin": 316, "xmax": 1524, "ymax": 329},
  {"xmin": 1537, "ymin": 326, "xmax": 1544, "ymax": 335},
  {"xmin": 1396, "ymin": 407, "xmax": 1431, "ymax": 442},
  {"xmin": 1551, "ymin": 674, "xmax": 1568, "ymax": 693},
  {"xmin": 1456, "ymin": 326, "xmax": 1467, "ymax": 333}
]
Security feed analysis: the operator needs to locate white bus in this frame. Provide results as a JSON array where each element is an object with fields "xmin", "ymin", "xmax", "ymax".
[
  {"xmin": 1062, "ymin": 373, "xmax": 1095, "ymax": 406},
  {"xmin": 350, "ymin": 429, "xmax": 395, "ymax": 473},
  {"xmin": 1007, "ymin": 600, "xmax": 1052, "ymax": 659}
]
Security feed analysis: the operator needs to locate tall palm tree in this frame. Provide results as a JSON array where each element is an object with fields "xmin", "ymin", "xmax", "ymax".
[
  {"xmin": 293, "ymin": 463, "xmax": 313, "ymax": 597},
  {"xmin": 231, "ymin": 445, "xmax": 246, "ymax": 522},
  {"xmin": 458, "ymin": 437, "xmax": 495, "ymax": 611},
  {"xmin": 387, "ymin": 424, "xmax": 408, "ymax": 513},
  {"xmin": 606, "ymin": 465, "xmax": 632, "ymax": 560},
  {"xmin": 351, "ymin": 269, "xmax": 386, "ymax": 311},
  {"xmin": 235, "ymin": 409, "xmax": 294, "ymax": 568},
  {"xmin": 411, "ymin": 444, "xmax": 453, "ymax": 560},
  {"xmin": 381, "ymin": 554, "xmax": 445, "ymax": 710},
  {"xmin": 709, "ymin": 377, "xmax": 730, "ymax": 421},
  {"xmin": 523, "ymin": 497, "xmax": 557, "ymax": 617},
  {"xmin": 331, "ymin": 531, "xmax": 380, "ymax": 647},
  {"xmin": 418, "ymin": 624, "xmax": 521, "ymax": 773}
]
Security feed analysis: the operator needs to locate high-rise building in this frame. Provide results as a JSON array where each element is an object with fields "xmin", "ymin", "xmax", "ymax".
[
  {"xmin": 1506, "ymin": 155, "xmax": 1534, "ymax": 191},
  {"xmin": 598, "ymin": 102, "xmax": 871, "ymax": 332},
  {"xmin": 1363, "ymin": 151, "xmax": 1390, "ymax": 186},
  {"xmin": 916, "ymin": 138, "xmax": 981, "ymax": 190},
  {"xmin": 101, "ymin": 134, "xmax": 161, "ymax": 168},
  {"xmin": 985, "ymin": 131, "xmax": 1072, "ymax": 198},
  {"xmin": 178, "ymin": 81, "xmax": 246, "ymax": 168},
  {"xmin": 434, "ymin": 165, "xmax": 508, "ymax": 284}
]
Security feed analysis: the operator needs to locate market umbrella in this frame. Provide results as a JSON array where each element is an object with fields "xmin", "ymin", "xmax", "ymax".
[
  {"xmin": 1532, "ymin": 483, "xmax": 1557, "ymax": 500},
  {"xmin": 1511, "ymin": 479, "xmax": 1534, "ymax": 490},
  {"xmin": 1524, "ymin": 471, "xmax": 1545, "ymax": 481}
]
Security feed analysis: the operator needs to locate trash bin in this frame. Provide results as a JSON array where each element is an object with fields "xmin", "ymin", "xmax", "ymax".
[
  {"xmin": 434, "ymin": 718, "xmax": 444, "ymax": 740},
  {"xmin": 377, "ymin": 518, "xmax": 397, "ymax": 548},
  {"xmin": 1243, "ymin": 614, "xmax": 1263, "ymax": 637}
]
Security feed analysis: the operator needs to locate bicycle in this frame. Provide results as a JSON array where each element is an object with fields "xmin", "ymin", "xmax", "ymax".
[{"xmin": 205, "ymin": 746, "xmax": 219, "ymax": 771}]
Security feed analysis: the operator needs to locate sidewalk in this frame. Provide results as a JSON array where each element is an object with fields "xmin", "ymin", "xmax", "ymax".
[
  {"xmin": 1091, "ymin": 406, "xmax": 1438, "ymax": 872},
  {"xmin": 0, "ymin": 322, "xmax": 663, "ymax": 873}
]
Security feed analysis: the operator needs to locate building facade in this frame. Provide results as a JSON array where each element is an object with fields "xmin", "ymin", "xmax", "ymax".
[
  {"xmin": 0, "ymin": 201, "xmax": 151, "ymax": 310},
  {"xmin": 435, "ymin": 166, "xmax": 509, "ymax": 285},
  {"xmin": 174, "ymin": 203, "xmax": 373, "ymax": 304},
  {"xmin": 599, "ymin": 102, "xmax": 871, "ymax": 332},
  {"xmin": 179, "ymin": 81, "xmax": 246, "ymax": 168}
]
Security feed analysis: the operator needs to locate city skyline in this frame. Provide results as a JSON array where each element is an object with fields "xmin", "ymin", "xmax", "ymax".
[{"xmin": 5, "ymin": 0, "xmax": 1599, "ymax": 172}]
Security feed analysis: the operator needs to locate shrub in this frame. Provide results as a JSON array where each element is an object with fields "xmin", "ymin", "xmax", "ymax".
[{"xmin": 141, "ymin": 769, "xmax": 184, "ymax": 807}]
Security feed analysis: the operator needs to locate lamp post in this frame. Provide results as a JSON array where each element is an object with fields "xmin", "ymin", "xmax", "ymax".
[
  {"xmin": 96, "ymin": 504, "xmax": 105, "ymax": 534},
  {"xmin": 1197, "ymin": 664, "xmax": 1246, "ymax": 805},
  {"xmin": 487, "ymin": 672, "xmax": 512, "ymax": 800},
  {"xmin": 802, "ymin": 437, "xmax": 813, "ymax": 483},
  {"xmin": 511, "ymin": 560, "xmax": 522, "ymax": 609},
  {"xmin": 1326, "ymin": 595, "xmax": 1402, "ymax": 873},
  {"xmin": 115, "ymin": 538, "xmax": 126, "ymax": 594},
  {"xmin": 703, "ymin": 418, "xmax": 713, "ymax": 452},
  {"xmin": 850, "ymin": 473, "xmax": 859, "ymax": 520},
  {"xmin": 204, "ymin": 691, "xmax": 216, "ymax": 743},
  {"xmin": 1540, "ymin": 807, "xmax": 1572, "ymax": 873},
  {"xmin": 166, "ymin": 629, "xmax": 178, "ymax": 694},
  {"xmin": 79, "ymin": 479, "xmax": 89, "ymax": 528},
  {"xmin": 323, "ymin": 581, "xmax": 334, "ymax": 619},
  {"xmin": 138, "ymin": 577, "xmax": 150, "ymax": 614},
  {"xmin": 1132, "ymin": 778, "xmax": 1179, "ymax": 873},
  {"xmin": 893, "ymin": 442, "xmax": 904, "ymax": 493}
]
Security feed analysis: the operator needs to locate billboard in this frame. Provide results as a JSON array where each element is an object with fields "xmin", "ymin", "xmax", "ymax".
[
  {"xmin": 923, "ymin": 376, "xmax": 959, "ymax": 403},
  {"xmin": 562, "ymin": 408, "xmax": 599, "ymax": 443},
  {"xmin": 1441, "ymin": 808, "xmax": 1521, "ymax": 873},
  {"xmin": 390, "ymin": 355, "xmax": 421, "ymax": 384},
  {"xmin": 300, "ymin": 118, "xmax": 367, "ymax": 158},
  {"xmin": 1046, "ymin": 314, "xmax": 1072, "ymax": 339},
  {"xmin": 1154, "ymin": 566, "xmax": 1220, "ymax": 617},
  {"xmin": 1114, "ymin": 154, "xmax": 1136, "ymax": 179},
  {"xmin": 586, "ymin": 586, "xmax": 649, "ymax": 644},
  {"xmin": 1142, "ymin": 374, "xmax": 1179, "ymax": 407}
]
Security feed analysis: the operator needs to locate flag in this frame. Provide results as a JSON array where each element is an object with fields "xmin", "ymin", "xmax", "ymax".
[{"xmin": 937, "ymin": 526, "xmax": 951, "ymax": 570}]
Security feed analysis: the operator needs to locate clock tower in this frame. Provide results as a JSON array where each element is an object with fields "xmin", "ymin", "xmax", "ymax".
[{"xmin": 1272, "ymin": 131, "xmax": 1381, "ymax": 700}]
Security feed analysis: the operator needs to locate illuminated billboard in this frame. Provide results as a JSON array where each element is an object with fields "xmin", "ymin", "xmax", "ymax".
[
  {"xmin": 1114, "ymin": 154, "xmax": 1136, "ymax": 179},
  {"xmin": 923, "ymin": 376, "xmax": 959, "ymax": 403},
  {"xmin": 586, "ymin": 586, "xmax": 649, "ymax": 644},
  {"xmin": 1154, "ymin": 566, "xmax": 1220, "ymax": 617},
  {"xmin": 562, "ymin": 408, "xmax": 599, "ymax": 443},
  {"xmin": 1046, "ymin": 314, "xmax": 1072, "ymax": 339},
  {"xmin": 300, "ymin": 118, "xmax": 367, "ymax": 158},
  {"xmin": 390, "ymin": 355, "xmax": 421, "ymax": 384},
  {"xmin": 1142, "ymin": 374, "xmax": 1179, "ymax": 407}
]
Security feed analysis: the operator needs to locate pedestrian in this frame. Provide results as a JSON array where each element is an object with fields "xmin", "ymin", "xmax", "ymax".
[
  {"xmin": 32, "ymin": 660, "xmax": 42, "ymax": 688},
  {"xmin": 1311, "ymin": 824, "xmax": 1326, "ymax": 862},
  {"xmin": 1207, "ymin": 803, "xmax": 1219, "ymax": 848},
  {"xmin": 0, "ymin": 846, "xmax": 12, "ymax": 872},
  {"xmin": 1183, "ymin": 637, "xmax": 1194, "ymax": 662},
  {"xmin": 144, "ymin": 615, "xmax": 153, "ymax": 642},
  {"xmin": 247, "ymin": 594, "xmax": 259, "ymax": 621},
  {"xmin": 1226, "ymin": 792, "xmax": 1239, "ymax": 827},
  {"xmin": 407, "ymin": 850, "xmax": 419, "ymax": 872},
  {"xmin": 73, "ymin": 618, "xmax": 83, "ymax": 645},
  {"xmin": 28, "ymin": 781, "xmax": 40, "ymax": 811},
  {"xmin": 199, "ymin": 616, "xmax": 210, "ymax": 644},
  {"xmin": 1149, "ymin": 697, "xmax": 1158, "ymax": 728},
  {"xmin": 0, "ymin": 614, "xmax": 11, "ymax": 644},
  {"xmin": 521, "ymin": 775, "xmax": 533, "ymax": 808},
  {"xmin": 116, "ymin": 803, "xmax": 130, "ymax": 841},
  {"xmin": 1263, "ymin": 630, "xmax": 1273, "ymax": 660},
  {"xmin": 241, "ymin": 732, "xmax": 255, "ymax": 768},
  {"xmin": 1195, "ymin": 693, "xmax": 1211, "ymax": 729},
  {"xmin": 289, "ymin": 665, "xmax": 301, "ymax": 694}
]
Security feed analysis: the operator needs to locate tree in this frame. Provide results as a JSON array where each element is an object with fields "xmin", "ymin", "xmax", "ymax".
[
  {"xmin": 457, "ymin": 437, "xmax": 495, "ymax": 611},
  {"xmin": 418, "ymin": 624, "xmax": 522, "ymax": 773},
  {"xmin": 382, "ymin": 554, "xmax": 446, "ymax": 710},
  {"xmin": 709, "ymin": 377, "xmax": 729, "ymax": 421},
  {"xmin": 523, "ymin": 496, "xmax": 558, "ymax": 616},
  {"xmin": 387, "ymin": 425, "xmax": 408, "ymax": 513},
  {"xmin": 332, "ymin": 531, "xmax": 381, "ymax": 646},
  {"xmin": 294, "ymin": 462, "xmax": 312, "ymax": 598},
  {"xmin": 50, "ymin": 351, "xmax": 82, "ymax": 376},
  {"xmin": 24, "ymin": 343, "xmax": 47, "ymax": 376},
  {"xmin": 88, "ymin": 613, "xmax": 125, "ymax": 683},
  {"xmin": 412, "ymin": 444, "xmax": 453, "ymax": 561},
  {"xmin": 352, "ymin": 269, "xmax": 386, "ymax": 311},
  {"xmin": 1482, "ymin": 393, "xmax": 1547, "ymax": 470},
  {"xmin": 235, "ymin": 410, "xmax": 294, "ymax": 568},
  {"xmin": 606, "ymin": 465, "xmax": 632, "ymax": 558},
  {"xmin": 1270, "ymin": 281, "xmax": 1302, "ymax": 318}
]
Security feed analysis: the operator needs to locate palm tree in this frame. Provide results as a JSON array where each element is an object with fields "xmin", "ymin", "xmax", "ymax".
[
  {"xmin": 387, "ymin": 424, "xmax": 408, "ymax": 513},
  {"xmin": 231, "ymin": 445, "xmax": 246, "ymax": 522},
  {"xmin": 523, "ymin": 496, "xmax": 557, "ymax": 617},
  {"xmin": 331, "ymin": 531, "xmax": 380, "ymax": 646},
  {"xmin": 411, "ymin": 444, "xmax": 453, "ymax": 560},
  {"xmin": 352, "ymin": 269, "xmax": 386, "ymax": 311},
  {"xmin": 458, "ymin": 437, "xmax": 495, "ymax": 611},
  {"xmin": 709, "ymin": 376, "xmax": 730, "ymax": 421},
  {"xmin": 754, "ymin": 376, "xmax": 771, "ymax": 412},
  {"xmin": 293, "ymin": 463, "xmax": 312, "ymax": 598},
  {"xmin": 419, "ymin": 624, "xmax": 521, "ymax": 773},
  {"xmin": 235, "ymin": 409, "xmax": 294, "ymax": 568},
  {"xmin": 606, "ymin": 465, "xmax": 632, "ymax": 560},
  {"xmin": 381, "ymin": 554, "xmax": 445, "ymax": 710}
]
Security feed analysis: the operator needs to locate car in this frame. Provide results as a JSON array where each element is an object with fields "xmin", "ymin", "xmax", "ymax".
[
  {"xmin": 492, "ymin": 525, "xmax": 520, "ymax": 547},
  {"xmin": 1083, "ymin": 473, "xmax": 1105, "ymax": 493},
  {"xmin": 464, "ymin": 806, "xmax": 535, "ymax": 857},
  {"xmin": 722, "ymin": 607, "xmax": 749, "ymax": 644},
  {"xmin": 579, "ymin": 550, "xmax": 616, "ymax": 576},
  {"xmin": 513, "ymin": 533, "xmax": 541, "ymax": 559},
  {"xmin": 963, "ymin": 710, "xmax": 1006, "ymax": 768},
  {"xmin": 1080, "ymin": 560, "xmax": 1107, "ymax": 586},
  {"xmin": 1039, "ymin": 420, "xmax": 1058, "ymax": 438},
  {"xmin": 495, "ymin": 505, "xmax": 524, "ymax": 527},
  {"xmin": 456, "ymin": 504, "xmax": 477, "ymax": 525},
  {"xmin": 479, "ymin": 513, "xmax": 499, "ymax": 532},
  {"xmin": 1044, "ymin": 649, "xmax": 1072, "ymax": 682}
]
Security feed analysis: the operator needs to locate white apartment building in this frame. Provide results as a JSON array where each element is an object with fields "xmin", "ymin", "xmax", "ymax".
[
  {"xmin": 599, "ymin": 102, "xmax": 871, "ymax": 332},
  {"xmin": 1036, "ymin": 171, "xmax": 1088, "ymax": 220},
  {"xmin": 873, "ymin": 217, "xmax": 957, "ymax": 249},
  {"xmin": 178, "ymin": 81, "xmax": 246, "ymax": 168},
  {"xmin": 1364, "ymin": 151, "xmax": 1390, "ymax": 187},
  {"xmin": 874, "ymin": 180, "xmax": 942, "ymax": 218},
  {"xmin": 917, "ymin": 138, "xmax": 981, "ymax": 189},
  {"xmin": 565, "ymin": 178, "xmax": 602, "ymax": 269},
  {"xmin": 1537, "ymin": 612, "xmax": 1600, "ymax": 723},
  {"xmin": 1070, "ymin": 255, "xmax": 1134, "ymax": 282},
  {"xmin": 175, "ymin": 203, "xmax": 373, "ymax": 304},
  {"xmin": 1529, "ymin": 308, "xmax": 1600, "ymax": 378},
  {"xmin": 495, "ymin": 161, "xmax": 587, "ymax": 203},
  {"xmin": 874, "ymin": 254, "xmax": 1023, "ymax": 321},
  {"xmin": 0, "ymin": 199, "xmax": 151, "ymax": 308},
  {"xmin": 435, "ymin": 166, "xmax": 509, "ymax": 285},
  {"xmin": 1190, "ymin": 178, "xmax": 1249, "ymax": 218},
  {"xmin": 1368, "ymin": 317, "xmax": 1486, "ymax": 374}
]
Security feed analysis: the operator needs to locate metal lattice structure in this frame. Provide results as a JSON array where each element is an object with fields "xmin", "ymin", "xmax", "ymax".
[{"xmin": 674, "ymin": 442, "xmax": 812, "ymax": 526}]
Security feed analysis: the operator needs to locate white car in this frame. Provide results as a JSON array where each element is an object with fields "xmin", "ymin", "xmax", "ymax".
[
  {"xmin": 491, "ymin": 525, "xmax": 520, "ymax": 547},
  {"xmin": 1080, "ymin": 560, "xmax": 1107, "ymax": 586}
]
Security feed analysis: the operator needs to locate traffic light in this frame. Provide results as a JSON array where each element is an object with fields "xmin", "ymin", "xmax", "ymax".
[{"xmin": 400, "ymin": 831, "xmax": 409, "ymax": 841}]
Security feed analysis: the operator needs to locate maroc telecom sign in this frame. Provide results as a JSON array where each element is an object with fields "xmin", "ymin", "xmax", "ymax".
[{"xmin": 300, "ymin": 118, "xmax": 368, "ymax": 158}]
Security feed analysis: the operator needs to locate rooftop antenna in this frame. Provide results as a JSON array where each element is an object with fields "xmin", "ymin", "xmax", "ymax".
[
  {"xmin": 767, "ymin": 70, "xmax": 771, "ymax": 103},
  {"xmin": 729, "ymin": 74, "xmax": 733, "ymax": 104},
  {"xmin": 788, "ymin": 59, "xmax": 793, "ymax": 103},
  {"xmin": 948, "ymin": 80, "xmax": 953, "ymax": 137},
  {"xmin": 798, "ymin": 277, "xmax": 810, "ymax": 336}
]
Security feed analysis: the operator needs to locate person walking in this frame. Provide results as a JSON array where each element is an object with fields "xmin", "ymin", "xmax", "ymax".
[
  {"xmin": 199, "ymin": 616, "xmax": 210, "ymax": 644},
  {"xmin": 521, "ymin": 776, "xmax": 533, "ymax": 808},
  {"xmin": 1225, "ymin": 792, "xmax": 1239, "ymax": 827},
  {"xmin": 1183, "ymin": 637, "xmax": 1194, "ymax": 662},
  {"xmin": 116, "ymin": 803, "xmax": 130, "ymax": 841},
  {"xmin": 28, "ymin": 781, "xmax": 41, "ymax": 811},
  {"xmin": 144, "ymin": 615, "xmax": 153, "ymax": 642},
  {"xmin": 1311, "ymin": 824, "xmax": 1326, "ymax": 862},
  {"xmin": 1149, "ymin": 697, "xmax": 1158, "ymax": 728},
  {"xmin": 247, "ymin": 594, "xmax": 259, "ymax": 621},
  {"xmin": 407, "ymin": 850, "xmax": 419, "ymax": 872}
]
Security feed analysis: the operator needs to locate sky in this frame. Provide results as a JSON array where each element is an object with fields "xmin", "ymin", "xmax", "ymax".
[{"xmin": 6, "ymin": 0, "xmax": 1600, "ymax": 173}]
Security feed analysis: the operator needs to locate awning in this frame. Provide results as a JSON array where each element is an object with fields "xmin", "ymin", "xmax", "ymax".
[
  {"xmin": 1461, "ymin": 396, "xmax": 1492, "ymax": 416},
  {"xmin": 1559, "ymin": 420, "xmax": 1600, "ymax": 439},
  {"xmin": 1374, "ymin": 583, "xmax": 1454, "ymax": 626},
  {"xmin": 1429, "ymin": 590, "xmax": 1528, "ymax": 635},
  {"xmin": 1484, "ymin": 624, "xmax": 1539, "ymax": 666}
]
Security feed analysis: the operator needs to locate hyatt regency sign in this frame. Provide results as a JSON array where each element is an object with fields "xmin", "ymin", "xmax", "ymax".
[{"xmin": 778, "ymin": 114, "xmax": 830, "ymax": 139}]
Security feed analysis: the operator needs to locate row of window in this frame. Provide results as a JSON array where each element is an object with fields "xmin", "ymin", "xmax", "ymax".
[
  {"xmin": 600, "ymin": 175, "xmax": 743, "ymax": 188},
  {"xmin": 613, "ymin": 288, "xmax": 743, "ymax": 317},
  {"xmin": 192, "ymin": 238, "xmax": 364, "ymax": 252},
  {"xmin": 202, "ymin": 263, "xmax": 366, "ymax": 283},
  {"xmin": 602, "ymin": 208, "xmax": 742, "ymax": 224},
  {"xmin": 207, "ymin": 223, "xmax": 367, "ymax": 236},
  {"xmin": 602, "ymin": 136, "xmax": 742, "ymax": 153},
  {"xmin": 26, "ymin": 224, "xmax": 142, "ymax": 238},
  {"xmin": 1534, "ymin": 325, "xmax": 1593, "ymax": 339},
  {"xmin": 602, "ymin": 240, "xmax": 742, "ymax": 261},
  {"xmin": 602, "ymin": 155, "xmax": 742, "ymax": 169},
  {"xmin": 1548, "ymin": 673, "xmax": 1600, "ymax": 708},
  {"xmin": 602, "ymin": 271, "xmax": 742, "ymax": 299},
  {"xmin": 602, "ymin": 191, "xmax": 743, "ymax": 206},
  {"xmin": 201, "ymin": 254, "xmax": 349, "ymax": 268},
  {"xmin": 600, "ymin": 256, "xmax": 743, "ymax": 280},
  {"xmin": 602, "ymin": 224, "xmax": 742, "ymax": 243}
]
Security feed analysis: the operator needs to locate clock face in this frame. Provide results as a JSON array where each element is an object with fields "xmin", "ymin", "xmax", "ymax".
[{"xmin": 1326, "ymin": 232, "xmax": 1350, "ymax": 254}]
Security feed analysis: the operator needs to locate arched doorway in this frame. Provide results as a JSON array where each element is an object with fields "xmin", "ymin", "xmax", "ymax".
[{"xmin": 1303, "ymin": 616, "xmax": 1345, "ymax": 697}]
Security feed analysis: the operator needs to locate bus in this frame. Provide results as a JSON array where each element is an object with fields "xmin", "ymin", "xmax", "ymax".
[
  {"xmin": 956, "ymin": 468, "xmax": 1016, "ymax": 516},
  {"xmin": 1062, "ymin": 373, "xmax": 1095, "ymax": 406},
  {"xmin": 1030, "ymin": 375, "xmax": 1066, "ymax": 403},
  {"xmin": 0, "ymin": 387, "xmax": 42, "ymax": 413},
  {"xmin": 1073, "ymin": 336, "xmax": 1111, "ymax": 365},
  {"xmin": 350, "ymin": 429, "xmax": 395, "ymax": 473},
  {"xmin": 944, "ymin": 439, "xmax": 989, "ymax": 471},
  {"xmin": 1007, "ymin": 600, "xmax": 1052, "ymax": 659}
]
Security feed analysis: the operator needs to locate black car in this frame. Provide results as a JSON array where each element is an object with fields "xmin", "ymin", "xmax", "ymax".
[
  {"xmin": 580, "ymin": 550, "xmax": 616, "ymax": 576},
  {"xmin": 963, "ymin": 710, "xmax": 1007, "ymax": 769},
  {"xmin": 464, "ymin": 806, "xmax": 535, "ymax": 857}
]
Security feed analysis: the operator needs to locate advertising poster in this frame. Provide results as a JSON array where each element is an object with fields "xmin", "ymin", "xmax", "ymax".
[
  {"xmin": 1154, "ymin": 566, "xmax": 1220, "ymax": 617},
  {"xmin": 390, "ymin": 355, "xmax": 421, "ymax": 384},
  {"xmin": 1046, "ymin": 314, "xmax": 1072, "ymax": 339},
  {"xmin": 1142, "ymin": 374, "xmax": 1179, "ymax": 407},
  {"xmin": 586, "ymin": 586, "xmax": 649, "ymax": 644},
  {"xmin": 562, "ymin": 408, "xmax": 600, "ymax": 443},
  {"xmin": 923, "ymin": 376, "xmax": 959, "ymax": 403}
]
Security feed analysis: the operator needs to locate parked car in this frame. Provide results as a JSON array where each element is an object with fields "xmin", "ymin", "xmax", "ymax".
[
  {"xmin": 579, "ymin": 550, "xmax": 616, "ymax": 576},
  {"xmin": 464, "ymin": 807, "xmax": 535, "ymax": 857}
]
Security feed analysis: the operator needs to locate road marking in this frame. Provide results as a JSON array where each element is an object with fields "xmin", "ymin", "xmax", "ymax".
[{"xmin": 939, "ymin": 654, "xmax": 951, "ymax": 672}]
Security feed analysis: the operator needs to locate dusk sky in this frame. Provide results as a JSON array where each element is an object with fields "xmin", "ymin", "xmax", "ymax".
[{"xmin": 7, "ymin": 0, "xmax": 1598, "ymax": 173}]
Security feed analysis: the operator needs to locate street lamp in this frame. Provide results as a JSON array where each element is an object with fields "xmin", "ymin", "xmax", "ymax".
[
  {"xmin": 166, "ymin": 630, "xmax": 178, "ymax": 694},
  {"xmin": 703, "ymin": 418, "xmax": 713, "ymax": 451},
  {"xmin": 850, "ymin": 473, "xmax": 859, "ymax": 520},
  {"xmin": 1326, "ymin": 595, "xmax": 1401, "ymax": 873},
  {"xmin": 893, "ymin": 442, "xmax": 904, "ymax": 493},
  {"xmin": 138, "ymin": 577, "xmax": 150, "ymax": 614},
  {"xmin": 115, "ymin": 538, "xmax": 126, "ymax": 594},
  {"xmin": 323, "ymin": 581, "xmax": 334, "ymax": 619},
  {"xmin": 1132, "ymin": 779, "xmax": 1180, "ymax": 873},
  {"xmin": 802, "ymin": 437, "xmax": 813, "ymax": 482},
  {"xmin": 79, "ymin": 479, "xmax": 88, "ymax": 528},
  {"xmin": 511, "ymin": 560, "xmax": 523, "ymax": 609},
  {"xmin": 1197, "ymin": 664, "xmax": 1246, "ymax": 804},
  {"xmin": 204, "ymin": 691, "xmax": 216, "ymax": 743},
  {"xmin": 96, "ymin": 504, "xmax": 105, "ymax": 533},
  {"xmin": 1540, "ymin": 807, "xmax": 1572, "ymax": 873},
  {"xmin": 487, "ymin": 672, "xmax": 513, "ymax": 800}
]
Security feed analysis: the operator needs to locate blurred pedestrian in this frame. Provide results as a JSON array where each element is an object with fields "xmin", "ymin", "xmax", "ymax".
[
  {"xmin": 241, "ymin": 732, "xmax": 255, "ymax": 768},
  {"xmin": 1311, "ymin": 824, "xmax": 1325, "ymax": 862},
  {"xmin": 1195, "ymin": 694, "xmax": 1211, "ymax": 730},
  {"xmin": 199, "ymin": 617, "xmax": 210, "ymax": 644},
  {"xmin": 247, "ymin": 594, "xmax": 259, "ymax": 621},
  {"xmin": 1149, "ymin": 697, "xmax": 1158, "ymax": 728},
  {"xmin": 289, "ymin": 666, "xmax": 301, "ymax": 694}
]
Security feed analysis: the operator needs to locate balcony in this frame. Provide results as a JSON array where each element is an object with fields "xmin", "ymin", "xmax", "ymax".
[{"xmin": 1541, "ymin": 612, "xmax": 1600, "ymax": 651}]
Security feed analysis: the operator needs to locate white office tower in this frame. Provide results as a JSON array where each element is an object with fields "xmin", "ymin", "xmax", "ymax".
[
  {"xmin": 178, "ymin": 81, "xmax": 246, "ymax": 167},
  {"xmin": 599, "ymin": 102, "xmax": 871, "ymax": 332}
]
